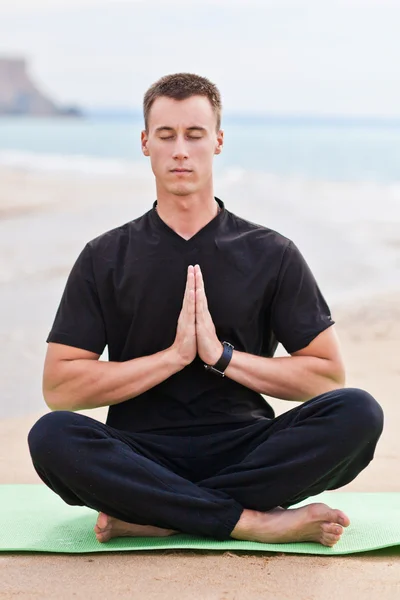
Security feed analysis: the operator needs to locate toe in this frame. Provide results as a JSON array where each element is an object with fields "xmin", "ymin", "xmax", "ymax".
[
  {"xmin": 325, "ymin": 509, "xmax": 350, "ymax": 529},
  {"xmin": 321, "ymin": 522, "xmax": 343, "ymax": 535},
  {"xmin": 306, "ymin": 503, "xmax": 346, "ymax": 527},
  {"xmin": 322, "ymin": 533, "xmax": 341, "ymax": 547},
  {"xmin": 95, "ymin": 530, "xmax": 111, "ymax": 543},
  {"xmin": 96, "ymin": 512, "xmax": 109, "ymax": 529},
  {"xmin": 334, "ymin": 510, "xmax": 350, "ymax": 527}
]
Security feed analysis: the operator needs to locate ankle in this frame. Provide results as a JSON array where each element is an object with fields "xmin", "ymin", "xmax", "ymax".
[{"xmin": 230, "ymin": 508, "xmax": 259, "ymax": 539}]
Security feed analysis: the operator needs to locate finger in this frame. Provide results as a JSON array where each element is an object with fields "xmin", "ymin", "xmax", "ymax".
[
  {"xmin": 195, "ymin": 265, "xmax": 208, "ymax": 312},
  {"xmin": 195, "ymin": 287, "xmax": 203, "ymax": 318},
  {"xmin": 186, "ymin": 267, "xmax": 195, "ymax": 317},
  {"xmin": 194, "ymin": 265, "xmax": 202, "ymax": 294},
  {"xmin": 182, "ymin": 266, "xmax": 191, "ymax": 305},
  {"xmin": 194, "ymin": 269, "xmax": 204, "ymax": 315},
  {"xmin": 188, "ymin": 283, "xmax": 195, "ymax": 316},
  {"xmin": 187, "ymin": 273, "xmax": 196, "ymax": 317},
  {"xmin": 183, "ymin": 265, "xmax": 193, "ymax": 308}
]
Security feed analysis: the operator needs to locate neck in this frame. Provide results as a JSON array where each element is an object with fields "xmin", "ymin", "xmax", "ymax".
[{"xmin": 154, "ymin": 196, "xmax": 221, "ymax": 241}]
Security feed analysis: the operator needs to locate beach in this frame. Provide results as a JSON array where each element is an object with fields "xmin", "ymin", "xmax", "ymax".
[{"xmin": 0, "ymin": 167, "xmax": 399, "ymax": 599}]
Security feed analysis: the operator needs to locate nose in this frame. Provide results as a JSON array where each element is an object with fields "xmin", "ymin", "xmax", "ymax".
[{"xmin": 172, "ymin": 136, "xmax": 189, "ymax": 161}]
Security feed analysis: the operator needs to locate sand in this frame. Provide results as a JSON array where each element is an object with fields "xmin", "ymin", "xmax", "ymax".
[{"xmin": 0, "ymin": 292, "xmax": 399, "ymax": 599}]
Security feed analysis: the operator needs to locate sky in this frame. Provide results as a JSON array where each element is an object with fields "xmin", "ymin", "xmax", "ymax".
[{"xmin": 0, "ymin": 0, "xmax": 399, "ymax": 117}]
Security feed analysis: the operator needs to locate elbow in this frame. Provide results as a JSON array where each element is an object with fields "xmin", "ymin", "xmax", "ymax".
[
  {"xmin": 330, "ymin": 359, "xmax": 346, "ymax": 388},
  {"xmin": 43, "ymin": 389, "xmax": 65, "ymax": 412},
  {"xmin": 42, "ymin": 352, "xmax": 93, "ymax": 411},
  {"xmin": 313, "ymin": 362, "xmax": 346, "ymax": 399},
  {"xmin": 316, "ymin": 360, "xmax": 346, "ymax": 396},
  {"xmin": 42, "ymin": 380, "xmax": 58, "ymax": 411},
  {"xmin": 302, "ymin": 378, "xmax": 345, "ymax": 404},
  {"xmin": 42, "ymin": 384, "xmax": 77, "ymax": 412},
  {"xmin": 302, "ymin": 362, "xmax": 346, "ymax": 403}
]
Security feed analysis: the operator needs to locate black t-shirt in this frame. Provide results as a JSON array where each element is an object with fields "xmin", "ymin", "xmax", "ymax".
[{"xmin": 47, "ymin": 197, "xmax": 334, "ymax": 434}]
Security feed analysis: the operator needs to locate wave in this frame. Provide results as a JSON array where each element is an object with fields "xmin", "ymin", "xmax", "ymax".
[
  {"xmin": 0, "ymin": 150, "xmax": 145, "ymax": 177},
  {"xmin": 0, "ymin": 150, "xmax": 265, "ymax": 189}
]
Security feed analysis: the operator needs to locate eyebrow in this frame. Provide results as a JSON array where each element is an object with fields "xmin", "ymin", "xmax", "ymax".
[{"xmin": 155, "ymin": 126, "xmax": 207, "ymax": 133}]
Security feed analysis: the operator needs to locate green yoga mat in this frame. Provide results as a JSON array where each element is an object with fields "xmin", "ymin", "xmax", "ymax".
[{"xmin": 2, "ymin": 485, "xmax": 400, "ymax": 555}]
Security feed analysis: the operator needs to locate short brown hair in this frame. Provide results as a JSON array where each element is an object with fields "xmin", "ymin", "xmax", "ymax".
[{"xmin": 143, "ymin": 73, "xmax": 222, "ymax": 132}]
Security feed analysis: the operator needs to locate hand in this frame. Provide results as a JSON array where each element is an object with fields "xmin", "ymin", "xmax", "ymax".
[
  {"xmin": 171, "ymin": 265, "xmax": 197, "ymax": 367},
  {"xmin": 194, "ymin": 264, "xmax": 223, "ymax": 365}
]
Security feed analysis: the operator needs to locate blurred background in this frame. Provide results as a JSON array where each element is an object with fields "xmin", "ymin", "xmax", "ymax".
[{"xmin": 0, "ymin": 0, "xmax": 399, "ymax": 418}]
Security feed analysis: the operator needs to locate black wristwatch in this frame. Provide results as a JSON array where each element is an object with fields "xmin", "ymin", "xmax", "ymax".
[{"xmin": 204, "ymin": 341, "xmax": 234, "ymax": 377}]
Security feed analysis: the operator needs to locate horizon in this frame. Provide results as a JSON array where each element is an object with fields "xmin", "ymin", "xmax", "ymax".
[{"xmin": 2, "ymin": 102, "xmax": 400, "ymax": 124}]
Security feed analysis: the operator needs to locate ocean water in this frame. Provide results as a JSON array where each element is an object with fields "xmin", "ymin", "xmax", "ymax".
[
  {"xmin": 1, "ymin": 115, "xmax": 400, "ymax": 182},
  {"xmin": 0, "ymin": 115, "xmax": 399, "ymax": 418}
]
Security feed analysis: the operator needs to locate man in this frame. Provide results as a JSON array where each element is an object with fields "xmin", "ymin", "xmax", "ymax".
[{"xmin": 28, "ymin": 73, "xmax": 383, "ymax": 547}]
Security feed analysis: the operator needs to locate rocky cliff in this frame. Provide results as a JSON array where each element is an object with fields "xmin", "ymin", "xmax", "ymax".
[{"xmin": 0, "ymin": 57, "xmax": 81, "ymax": 117}]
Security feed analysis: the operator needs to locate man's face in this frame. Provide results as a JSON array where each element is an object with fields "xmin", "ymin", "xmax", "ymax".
[{"xmin": 141, "ymin": 95, "xmax": 223, "ymax": 197}]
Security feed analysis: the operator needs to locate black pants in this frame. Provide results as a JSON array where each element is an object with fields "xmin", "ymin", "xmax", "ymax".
[{"xmin": 28, "ymin": 388, "xmax": 383, "ymax": 540}]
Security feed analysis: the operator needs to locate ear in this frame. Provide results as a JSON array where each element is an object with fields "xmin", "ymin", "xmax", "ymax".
[
  {"xmin": 214, "ymin": 129, "xmax": 224, "ymax": 155},
  {"xmin": 141, "ymin": 130, "xmax": 150, "ymax": 156}
]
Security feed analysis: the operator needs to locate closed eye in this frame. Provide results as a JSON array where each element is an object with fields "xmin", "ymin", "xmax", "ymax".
[{"xmin": 159, "ymin": 136, "xmax": 203, "ymax": 140}]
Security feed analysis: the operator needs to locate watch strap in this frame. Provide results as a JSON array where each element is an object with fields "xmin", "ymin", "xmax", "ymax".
[{"xmin": 204, "ymin": 341, "xmax": 234, "ymax": 377}]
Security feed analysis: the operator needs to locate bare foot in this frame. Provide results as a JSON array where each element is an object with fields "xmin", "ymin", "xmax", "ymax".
[
  {"xmin": 94, "ymin": 512, "xmax": 179, "ymax": 543},
  {"xmin": 231, "ymin": 502, "xmax": 351, "ymax": 547}
]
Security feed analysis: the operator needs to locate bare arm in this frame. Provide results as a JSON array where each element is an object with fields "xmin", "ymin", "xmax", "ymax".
[
  {"xmin": 223, "ymin": 326, "xmax": 346, "ymax": 403},
  {"xmin": 43, "ymin": 342, "xmax": 186, "ymax": 412}
]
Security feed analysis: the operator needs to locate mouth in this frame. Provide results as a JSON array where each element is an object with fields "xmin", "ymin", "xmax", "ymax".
[{"xmin": 171, "ymin": 169, "xmax": 192, "ymax": 174}]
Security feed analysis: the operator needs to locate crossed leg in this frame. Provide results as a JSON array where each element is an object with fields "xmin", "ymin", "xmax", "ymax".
[{"xmin": 28, "ymin": 388, "xmax": 383, "ymax": 548}]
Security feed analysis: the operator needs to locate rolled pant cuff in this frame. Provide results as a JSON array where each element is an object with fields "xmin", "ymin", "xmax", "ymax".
[{"xmin": 213, "ymin": 502, "xmax": 244, "ymax": 541}]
